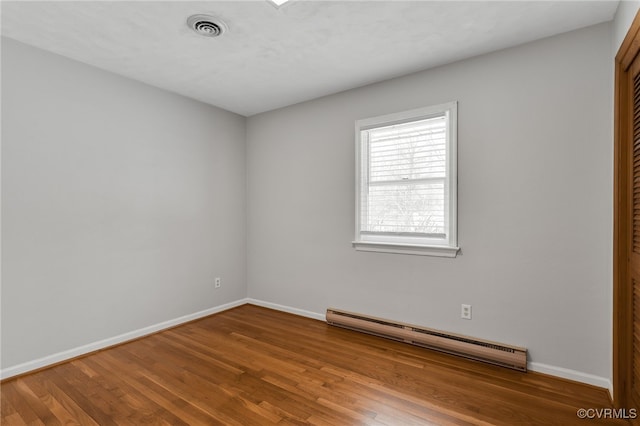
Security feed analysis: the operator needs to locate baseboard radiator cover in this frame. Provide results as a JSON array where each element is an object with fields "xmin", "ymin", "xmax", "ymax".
[{"xmin": 326, "ymin": 308, "xmax": 527, "ymax": 372}]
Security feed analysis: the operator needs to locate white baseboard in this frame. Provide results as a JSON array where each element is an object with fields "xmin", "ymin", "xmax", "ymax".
[
  {"xmin": 528, "ymin": 361, "xmax": 612, "ymax": 391},
  {"xmin": 246, "ymin": 298, "xmax": 325, "ymax": 321},
  {"xmin": 247, "ymin": 299, "xmax": 612, "ymax": 393},
  {"xmin": 609, "ymin": 383, "xmax": 614, "ymax": 402},
  {"xmin": 2, "ymin": 297, "xmax": 612, "ymax": 396},
  {"xmin": 0, "ymin": 298, "xmax": 249, "ymax": 381}
]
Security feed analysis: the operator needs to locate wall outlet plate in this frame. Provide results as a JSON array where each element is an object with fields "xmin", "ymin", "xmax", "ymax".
[
  {"xmin": 215, "ymin": 277, "xmax": 221, "ymax": 288},
  {"xmin": 461, "ymin": 304, "xmax": 472, "ymax": 320}
]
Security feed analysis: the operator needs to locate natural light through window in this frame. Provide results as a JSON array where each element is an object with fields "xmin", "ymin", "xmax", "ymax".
[
  {"xmin": 353, "ymin": 102, "xmax": 459, "ymax": 257},
  {"xmin": 269, "ymin": 0, "xmax": 291, "ymax": 7}
]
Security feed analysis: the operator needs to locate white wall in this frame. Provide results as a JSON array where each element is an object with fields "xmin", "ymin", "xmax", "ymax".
[
  {"xmin": 614, "ymin": 0, "xmax": 640, "ymax": 51},
  {"xmin": 1, "ymin": 20, "xmax": 618, "ymax": 388},
  {"xmin": 1, "ymin": 38, "xmax": 247, "ymax": 369},
  {"xmin": 246, "ymin": 23, "xmax": 613, "ymax": 384}
]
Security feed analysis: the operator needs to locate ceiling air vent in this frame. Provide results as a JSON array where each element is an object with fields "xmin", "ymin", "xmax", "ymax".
[{"xmin": 187, "ymin": 15, "xmax": 227, "ymax": 38}]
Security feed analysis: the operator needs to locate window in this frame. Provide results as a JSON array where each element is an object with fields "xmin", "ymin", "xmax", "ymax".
[{"xmin": 353, "ymin": 102, "xmax": 459, "ymax": 257}]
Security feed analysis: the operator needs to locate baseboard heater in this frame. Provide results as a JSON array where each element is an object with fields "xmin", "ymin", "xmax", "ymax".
[{"xmin": 326, "ymin": 308, "xmax": 527, "ymax": 372}]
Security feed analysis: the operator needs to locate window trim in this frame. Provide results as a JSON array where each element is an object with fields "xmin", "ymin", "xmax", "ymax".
[{"xmin": 353, "ymin": 102, "xmax": 459, "ymax": 257}]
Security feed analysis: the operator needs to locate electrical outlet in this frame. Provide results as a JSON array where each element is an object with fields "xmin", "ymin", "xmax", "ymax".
[
  {"xmin": 461, "ymin": 304, "xmax": 472, "ymax": 320},
  {"xmin": 215, "ymin": 277, "xmax": 221, "ymax": 288}
]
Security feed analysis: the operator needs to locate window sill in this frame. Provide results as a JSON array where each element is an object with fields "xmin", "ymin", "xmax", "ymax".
[{"xmin": 352, "ymin": 241, "xmax": 460, "ymax": 258}]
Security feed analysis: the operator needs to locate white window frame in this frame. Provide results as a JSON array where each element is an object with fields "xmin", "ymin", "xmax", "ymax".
[{"xmin": 353, "ymin": 102, "xmax": 459, "ymax": 257}]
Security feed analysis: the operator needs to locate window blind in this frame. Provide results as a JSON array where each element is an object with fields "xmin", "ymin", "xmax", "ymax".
[{"xmin": 360, "ymin": 115, "xmax": 447, "ymax": 238}]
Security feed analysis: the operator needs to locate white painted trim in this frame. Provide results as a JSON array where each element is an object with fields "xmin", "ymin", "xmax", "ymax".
[
  {"xmin": 246, "ymin": 298, "xmax": 325, "ymax": 321},
  {"xmin": 247, "ymin": 300, "xmax": 611, "ymax": 391},
  {"xmin": 0, "ymin": 298, "xmax": 249, "ymax": 380},
  {"xmin": 609, "ymin": 382, "xmax": 614, "ymax": 402},
  {"xmin": 528, "ymin": 362, "xmax": 612, "ymax": 391},
  {"xmin": 354, "ymin": 101, "xmax": 459, "ymax": 257},
  {"xmin": 353, "ymin": 241, "xmax": 460, "ymax": 257},
  {"xmin": 2, "ymin": 297, "xmax": 612, "ymax": 395}
]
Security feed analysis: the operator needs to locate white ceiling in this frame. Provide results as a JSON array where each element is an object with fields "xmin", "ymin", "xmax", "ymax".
[{"xmin": 1, "ymin": 1, "xmax": 618, "ymax": 116}]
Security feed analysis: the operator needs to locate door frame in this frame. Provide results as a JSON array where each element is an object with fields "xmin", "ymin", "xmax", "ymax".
[{"xmin": 614, "ymin": 10, "xmax": 640, "ymax": 408}]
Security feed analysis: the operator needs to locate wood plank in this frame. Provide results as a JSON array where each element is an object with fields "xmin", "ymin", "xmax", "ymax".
[
  {"xmin": 82, "ymin": 354, "xmax": 225, "ymax": 425},
  {"xmin": 13, "ymin": 379, "xmax": 62, "ymax": 425},
  {"xmin": 1, "ymin": 304, "xmax": 624, "ymax": 425},
  {"xmin": 19, "ymin": 375, "xmax": 84, "ymax": 426},
  {"xmin": 2, "ymin": 381, "xmax": 46, "ymax": 426}
]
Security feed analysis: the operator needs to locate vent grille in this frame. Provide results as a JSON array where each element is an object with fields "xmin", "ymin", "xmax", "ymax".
[
  {"xmin": 410, "ymin": 327, "xmax": 516, "ymax": 353},
  {"xmin": 187, "ymin": 15, "xmax": 226, "ymax": 38},
  {"xmin": 326, "ymin": 308, "xmax": 527, "ymax": 372}
]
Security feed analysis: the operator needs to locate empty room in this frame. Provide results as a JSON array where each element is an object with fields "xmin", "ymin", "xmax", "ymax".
[{"xmin": 1, "ymin": 0, "xmax": 638, "ymax": 424}]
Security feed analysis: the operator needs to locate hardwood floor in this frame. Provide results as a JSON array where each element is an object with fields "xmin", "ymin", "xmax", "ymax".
[{"xmin": 0, "ymin": 304, "xmax": 627, "ymax": 425}]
